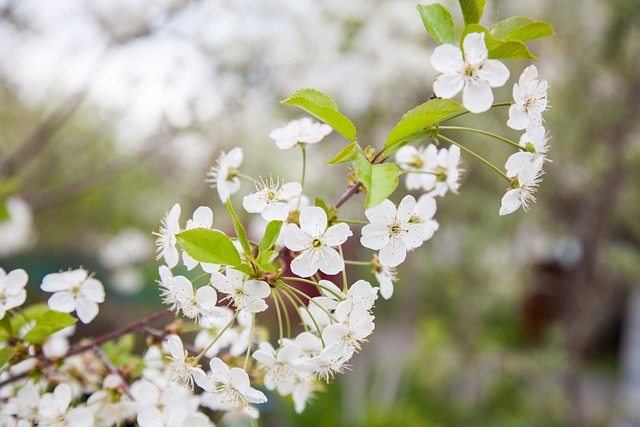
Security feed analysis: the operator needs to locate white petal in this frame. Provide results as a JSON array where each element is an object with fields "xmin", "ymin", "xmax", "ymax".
[
  {"xmin": 499, "ymin": 189, "xmax": 522, "ymax": 216},
  {"xmin": 299, "ymin": 207, "xmax": 327, "ymax": 237},
  {"xmin": 396, "ymin": 195, "xmax": 416, "ymax": 223},
  {"xmin": 167, "ymin": 335, "xmax": 184, "ymax": 360},
  {"xmin": 196, "ymin": 286, "xmax": 218, "ymax": 310},
  {"xmin": 317, "ymin": 247, "xmax": 345, "ymax": 275},
  {"xmin": 75, "ymin": 297, "xmax": 99, "ymax": 323},
  {"xmin": 283, "ymin": 224, "xmax": 311, "ymax": 252},
  {"xmin": 364, "ymin": 199, "xmax": 396, "ymax": 224},
  {"xmin": 507, "ymin": 104, "xmax": 529, "ymax": 130},
  {"xmin": 81, "ymin": 278, "xmax": 105, "ymax": 303},
  {"xmin": 462, "ymin": 78, "xmax": 493, "ymax": 113},
  {"xmin": 395, "ymin": 145, "xmax": 419, "ymax": 165},
  {"xmin": 477, "ymin": 59, "xmax": 510, "ymax": 87},
  {"xmin": 243, "ymin": 192, "xmax": 268, "ymax": 214},
  {"xmin": 463, "ymin": 32, "xmax": 488, "ymax": 68},
  {"xmin": 360, "ymin": 224, "xmax": 390, "ymax": 250},
  {"xmin": 262, "ymin": 202, "xmax": 290, "ymax": 222},
  {"xmin": 433, "ymin": 73, "xmax": 465, "ymax": 99},
  {"xmin": 6, "ymin": 269, "xmax": 28, "ymax": 290},
  {"xmin": 279, "ymin": 182, "xmax": 303, "ymax": 200},
  {"xmin": 430, "ymin": 44, "xmax": 464, "ymax": 74},
  {"xmin": 505, "ymin": 152, "xmax": 535, "ymax": 177},
  {"xmin": 245, "ymin": 280, "xmax": 271, "ymax": 299},
  {"xmin": 190, "ymin": 206, "xmax": 213, "ymax": 229},
  {"xmin": 48, "ymin": 291, "xmax": 75, "ymax": 313},
  {"xmin": 378, "ymin": 238, "xmax": 407, "ymax": 267},
  {"xmin": 290, "ymin": 250, "xmax": 319, "ymax": 278},
  {"xmin": 323, "ymin": 222, "xmax": 352, "ymax": 246}
]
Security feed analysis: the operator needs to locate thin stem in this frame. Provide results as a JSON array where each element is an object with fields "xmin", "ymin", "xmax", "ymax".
[
  {"xmin": 278, "ymin": 286, "xmax": 309, "ymax": 333},
  {"xmin": 280, "ymin": 276, "xmax": 343, "ymax": 300},
  {"xmin": 236, "ymin": 172, "xmax": 260, "ymax": 185},
  {"xmin": 333, "ymin": 218, "xmax": 368, "ymax": 225},
  {"xmin": 191, "ymin": 273, "xmax": 210, "ymax": 284},
  {"xmin": 338, "ymin": 245, "xmax": 348, "ymax": 293},
  {"xmin": 298, "ymin": 144, "xmax": 307, "ymax": 212},
  {"xmin": 344, "ymin": 260, "xmax": 374, "ymax": 266},
  {"xmin": 441, "ymin": 101, "xmax": 513, "ymax": 123},
  {"xmin": 439, "ymin": 126, "xmax": 522, "ymax": 150},
  {"xmin": 273, "ymin": 289, "xmax": 285, "ymax": 345},
  {"xmin": 273, "ymin": 290, "xmax": 291, "ymax": 339},
  {"xmin": 196, "ymin": 310, "xmax": 239, "ymax": 362},
  {"xmin": 93, "ymin": 345, "xmax": 133, "ymax": 399},
  {"xmin": 335, "ymin": 182, "xmax": 363, "ymax": 209},
  {"xmin": 437, "ymin": 134, "xmax": 511, "ymax": 183},
  {"xmin": 279, "ymin": 284, "xmax": 325, "ymax": 346},
  {"xmin": 282, "ymin": 283, "xmax": 339, "ymax": 324},
  {"xmin": 243, "ymin": 313, "xmax": 255, "ymax": 371}
]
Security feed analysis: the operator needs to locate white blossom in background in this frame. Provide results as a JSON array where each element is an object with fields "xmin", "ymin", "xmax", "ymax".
[
  {"xmin": 0, "ymin": 197, "xmax": 34, "ymax": 258},
  {"xmin": 211, "ymin": 268, "xmax": 270, "ymax": 313},
  {"xmin": 431, "ymin": 32, "xmax": 510, "ymax": 113},
  {"xmin": 1, "ymin": 382, "xmax": 41, "ymax": 425},
  {"xmin": 269, "ymin": 117, "xmax": 333, "ymax": 150},
  {"xmin": 37, "ymin": 383, "xmax": 93, "ymax": 427},
  {"xmin": 43, "ymin": 325, "xmax": 76, "ymax": 358},
  {"xmin": 508, "ymin": 64, "xmax": 548, "ymax": 130},
  {"xmin": 166, "ymin": 335, "xmax": 207, "ymax": 390},
  {"xmin": 243, "ymin": 178, "xmax": 302, "ymax": 221},
  {"xmin": 0, "ymin": 268, "xmax": 28, "ymax": 318},
  {"xmin": 499, "ymin": 158, "xmax": 545, "ymax": 216},
  {"xmin": 505, "ymin": 126, "xmax": 549, "ymax": 177},
  {"xmin": 395, "ymin": 144, "xmax": 438, "ymax": 191},
  {"xmin": 196, "ymin": 357, "xmax": 267, "ymax": 410},
  {"xmin": 99, "ymin": 228, "xmax": 154, "ymax": 269},
  {"xmin": 182, "ymin": 206, "xmax": 219, "ymax": 273},
  {"xmin": 206, "ymin": 147, "xmax": 243, "ymax": 203},
  {"xmin": 41, "ymin": 269, "xmax": 105, "ymax": 324},
  {"xmin": 430, "ymin": 145, "xmax": 463, "ymax": 197},
  {"xmin": 283, "ymin": 206, "xmax": 352, "ymax": 277},
  {"xmin": 361, "ymin": 195, "xmax": 429, "ymax": 267},
  {"xmin": 155, "ymin": 203, "xmax": 181, "ymax": 269}
]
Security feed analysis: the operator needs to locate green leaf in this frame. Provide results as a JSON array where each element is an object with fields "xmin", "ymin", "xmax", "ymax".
[
  {"xmin": 417, "ymin": 4, "xmax": 455, "ymax": 45},
  {"xmin": 489, "ymin": 41, "xmax": 536, "ymax": 60},
  {"xmin": 0, "ymin": 314, "xmax": 11, "ymax": 338},
  {"xmin": 281, "ymin": 88, "xmax": 357, "ymax": 142},
  {"xmin": 259, "ymin": 221, "xmax": 283, "ymax": 253},
  {"xmin": 234, "ymin": 263, "xmax": 257, "ymax": 277},
  {"xmin": 385, "ymin": 99, "xmax": 464, "ymax": 155},
  {"xmin": 0, "ymin": 347, "xmax": 15, "ymax": 369},
  {"xmin": 352, "ymin": 154, "xmax": 401, "ymax": 208},
  {"xmin": 102, "ymin": 335, "xmax": 136, "ymax": 366},
  {"xmin": 0, "ymin": 200, "xmax": 9, "ymax": 222},
  {"xmin": 176, "ymin": 228, "xmax": 241, "ymax": 266},
  {"xmin": 461, "ymin": 24, "xmax": 537, "ymax": 60},
  {"xmin": 327, "ymin": 141, "xmax": 363, "ymax": 165},
  {"xmin": 256, "ymin": 250, "xmax": 279, "ymax": 273},
  {"xmin": 23, "ymin": 310, "xmax": 77, "ymax": 344},
  {"xmin": 226, "ymin": 199, "xmax": 252, "ymax": 257},
  {"xmin": 458, "ymin": 0, "xmax": 485, "ymax": 26},
  {"xmin": 490, "ymin": 17, "xmax": 554, "ymax": 42}
]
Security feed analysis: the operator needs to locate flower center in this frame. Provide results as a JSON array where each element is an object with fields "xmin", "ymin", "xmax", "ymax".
[
  {"xmin": 464, "ymin": 64, "xmax": 475, "ymax": 77},
  {"xmin": 312, "ymin": 238, "xmax": 322, "ymax": 248}
]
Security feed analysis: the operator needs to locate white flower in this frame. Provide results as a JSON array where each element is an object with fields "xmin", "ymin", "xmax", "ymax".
[
  {"xmin": 429, "ymin": 145, "xmax": 463, "ymax": 197},
  {"xmin": 0, "ymin": 268, "xmax": 28, "ymax": 318},
  {"xmin": 431, "ymin": 32, "xmax": 510, "ymax": 113},
  {"xmin": 374, "ymin": 263, "xmax": 397, "ymax": 300},
  {"xmin": 360, "ymin": 196, "xmax": 429, "ymax": 267},
  {"xmin": 252, "ymin": 342, "xmax": 301, "ymax": 393},
  {"xmin": 43, "ymin": 325, "xmax": 75, "ymax": 358},
  {"xmin": 166, "ymin": 335, "xmax": 207, "ymax": 390},
  {"xmin": 157, "ymin": 265, "xmax": 189, "ymax": 311},
  {"xmin": 211, "ymin": 268, "xmax": 270, "ymax": 313},
  {"xmin": 505, "ymin": 126, "xmax": 549, "ymax": 177},
  {"xmin": 155, "ymin": 203, "xmax": 181, "ymax": 269},
  {"xmin": 322, "ymin": 304, "xmax": 375, "ymax": 359},
  {"xmin": 334, "ymin": 280, "xmax": 378, "ymax": 321},
  {"xmin": 499, "ymin": 158, "xmax": 544, "ymax": 216},
  {"xmin": 182, "ymin": 206, "xmax": 219, "ymax": 272},
  {"xmin": 38, "ymin": 384, "xmax": 93, "ymax": 427},
  {"xmin": 243, "ymin": 177, "xmax": 303, "ymax": 221},
  {"xmin": 196, "ymin": 357, "xmax": 267, "ymax": 410},
  {"xmin": 0, "ymin": 196, "xmax": 33, "ymax": 257},
  {"xmin": 41, "ymin": 269, "xmax": 105, "ymax": 324},
  {"xmin": 206, "ymin": 147, "xmax": 243, "ymax": 202},
  {"xmin": 283, "ymin": 206, "xmax": 352, "ymax": 277},
  {"xmin": 395, "ymin": 145, "xmax": 438, "ymax": 191},
  {"xmin": 508, "ymin": 65, "xmax": 548, "ymax": 130},
  {"xmin": 1, "ymin": 382, "xmax": 41, "ymax": 425},
  {"xmin": 178, "ymin": 283, "xmax": 221, "ymax": 324},
  {"xmin": 269, "ymin": 117, "xmax": 333, "ymax": 150},
  {"xmin": 413, "ymin": 195, "xmax": 440, "ymax": 241}
]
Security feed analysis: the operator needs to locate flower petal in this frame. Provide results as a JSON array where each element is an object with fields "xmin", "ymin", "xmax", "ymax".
[{"xmin": 462, "ymin": 78, "xmax": 493, "ymax": 113}]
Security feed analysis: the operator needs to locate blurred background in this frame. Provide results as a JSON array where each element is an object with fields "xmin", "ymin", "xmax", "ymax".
[{"xmin": 1, "ymin": 0, "xmax": 639, "ymax": 425}]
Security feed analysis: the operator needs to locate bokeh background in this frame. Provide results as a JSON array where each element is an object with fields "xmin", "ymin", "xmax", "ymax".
[{"xmin": 1, "ymin": 0, "xmax": 639, "ymax": 425}]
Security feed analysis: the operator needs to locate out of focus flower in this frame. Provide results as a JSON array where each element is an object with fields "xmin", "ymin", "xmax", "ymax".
[
  {"xmin": 196, "ymin": 357, "xmax": 267, "ymax": 409},
  {"xmin": 431, "ymin": 32, "xmax": 510, "ymax": 113},
  {"xmin": 38, "ymin": 383, "xmax": 93, "ymax": 427},
  {"xmin": 508, "ymin": 65, "xmax": 548, "ymax": 130},
  {"xmin": 0, "ymin": 197, "xmax": 34, "ymax": 258},
  {"xmin": 206, "ymin": 147, "xmax": 243, "ymax": 202},
  {"xmin": 41, "ymin": 269, "xmax": 105, "ymax": 324},
  {"xmin": 0, "ymin": 268, "xmax": 28, "ymax": 318},
  {"xmin": 269, "ymin": 118, "xmax": 333, "ymax": 150}
]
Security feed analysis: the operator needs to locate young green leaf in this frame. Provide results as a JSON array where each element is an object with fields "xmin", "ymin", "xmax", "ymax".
[
  {"xmin": 353, "ymin": 153, "xmax": 373, "ymax": 195},
  {"xmin": 367, "ymin": 163, "xmax": 401, "ymax": 208},
  {"xmin": 259, "ymin": 220, "xmax": 283, "ymax": 253},
  {"xmin": 176, "ymin": 228, "xmax": 241, "ymax": 266},
  {"xmin": 417, "ymin": 4, "xmax": 455, "ymax": 45},
  {"xmin": 102, "ymin": 335, "xmax": 136, "ymax": 366},
  {"xmin": 234, "ymin": 263, "xmax": 257, "ymax": 277},
  {"xmin": 490, "ymin": 17, "xmax": 554, "ymax": 42},
  {"xmin": 327, "ymin": 141, "xmax": 363, "ymax": 165},
  {"xmin": 282, "ymin": 88, "xmax": 357, "ymax": 142},
  {"xmin": 226, "ymin": 199, "xmax": 252, "ymax": 257},
  {"xmin": 23, "ymin": 310, "xmax": 77, "ymax": 344},
  {"xmin": 256, "ymin": 250, "xmax": 279, "ymax": 273},
  {"xmin": 458, "ymin": 0, "xmax": 485, "ymax": 26},
  {"xmin": 0, "ymin": 347, "xmax": 15, "ymax": 369},
  {"xmin": 489, "ymin": 41, "xmax": 536, "ymax": 60},
  {"xmin": 385, "ymin": 99, "xmax": 464, "ymax": 155}
]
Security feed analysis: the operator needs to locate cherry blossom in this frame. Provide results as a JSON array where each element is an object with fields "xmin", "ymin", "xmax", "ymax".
[
  {"xmin": 0, "ymin": 268, "xmax": 28, "ymax": 318},
  {"xmin": 211, "ymin": 268, "xmax": 271, "ymax": 313},
  {"xmin": 360, "ymin": 195, "xmax": 429, "ymax": 267},
  {"xmin": 41, "ymin": 269, "xmax": 105, "ymax": 324},
  {"xmin": 37, "ymin": 384, "xmax": 93, "ymax": 427},
  {"xmin": 243, "ymin": 178, "xmax": 303, "ymax": 221},
  {"xmin": 283, "ymin": 206, "xmax": 352, "ymax": 277},
  {"xmin": 508, "ymin": 65, "xmax": 548, "ymax": 130},
  {"xmin": 154, "ymin": 203, "xmax": 181, "ymax": 269},
  {"xmin": 499, "ymin": 158, "xmax": 544, "ymax": 216},
  {"xmin": 269, "ymin": 117, "xmax": 333, "ymax": 150},
  {"xmin": 431, "ymin": 32, "xmax": 510, "ymax": 113},
  {"xmin": 505, "ymin": 126, "xmax": 549, "ymax": 177},
  {"xmin": 206, "ymin": 147, "xmax": 244, "ymax": 202},
  {"xmin": 166, "ymin": 335, "xmax": 207, "ymax": 390}
]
